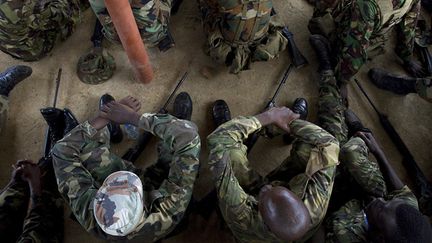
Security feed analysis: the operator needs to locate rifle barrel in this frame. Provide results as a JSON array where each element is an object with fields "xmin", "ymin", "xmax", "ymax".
[
  {"xmin": 162, "ymin": 71, "xmax": 189, "ymax": 110},
  {"xmin": 53, "ymin": 68, "xmax": 62, "ymax": 108},
  {"xmin": 269, "ymin": 64, "xmax": 294, "ymax": 105},
  {"xmin": 354, "ymin": 79, "xmax": 380, "ymax": 114}
]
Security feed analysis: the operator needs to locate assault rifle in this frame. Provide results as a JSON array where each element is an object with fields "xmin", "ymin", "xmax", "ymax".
[
  {"xmin": 42, "ymin": 68, "xmax": 62, "ymax": 158},
  {"xmin": 122, "ymin": 72, "xmax": 189, "ymax": 162},
  {"xmin": 244, "ymin": 64, "xmax": 294, "ymax": 153},
  {"xmin": 355, "ymin": 79, "xmax": 432, "ymax": 216}
]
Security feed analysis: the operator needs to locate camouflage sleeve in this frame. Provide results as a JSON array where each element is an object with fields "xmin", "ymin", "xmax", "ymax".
[
  {"xmin": 52, "ymin": 121, "xmax": 110, "ymax": 239},
  {"xmin": 135, "ymin": 113, "xmax": 200, "ymax": 241},
  {"xmin": 207, "ymin": 116, "xmax": 262, "ymax": 232},
  {"xmin": 288, "ymin": 119, "xmax": 340, "ymax": 230},
  {"xmin": 387, "ymin": 185, "xmax": 419, "ymax": 209},
  {"xmin": 334, "ymin": 0, "xmax": 378, "ymax": 83},
  {"xmin": 395, "ymin": 0, "xmax": 420, "ymax": 60}
]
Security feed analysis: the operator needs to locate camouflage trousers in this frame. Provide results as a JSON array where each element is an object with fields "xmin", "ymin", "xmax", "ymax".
[
  {"xmin": 89, "ymin": 0, "xmax": 173, "ymax": 47},
  {"xmin": 0, "ymin": 158, "xmax": 64, "ymax": 243},
  {"xmin": 0, "ymin": 0, "xmax": 88, "ymax": 61},
  {"xmin": 53, "ymin": 124, "xmax": 174, "ymax": 239},
  {"xmin": 0, "ymin": 95, "xmax": 8, "ymax": 135},
  {"xmin": 198, "ymin": 0, "xmax": 288, "ymax": 74},
  {"xmin": 308, "ymin": 0, "xmax": 386, "ymax": 83}
]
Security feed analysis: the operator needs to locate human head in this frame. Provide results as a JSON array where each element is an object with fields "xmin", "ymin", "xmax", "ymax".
[
  {"xmin": 365, "ymin": 198, "xmax": 432, "ymax": 243},
  {"xmin": 258, "ymin": 185, "xmax": 311, "ymax": 241},
  {"xmin": 93, "ymin": 171, "xmax": 146, "ymax": 236}
]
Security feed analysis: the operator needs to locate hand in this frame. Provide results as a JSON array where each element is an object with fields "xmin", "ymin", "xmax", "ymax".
[
  {"xmin": 355, "ymin": 132, "xmax": 382, "ymax": 155},
  {"xmin": 256, "ymin": 107, "xmax": 300, "ymax": 133},
  {"xmin": 100, "ymin": 101, "xmax": 140, "ymax": 125},
  {"xmin": 403, "ymin": 59, "xmax": 428, "ymax": 78}
]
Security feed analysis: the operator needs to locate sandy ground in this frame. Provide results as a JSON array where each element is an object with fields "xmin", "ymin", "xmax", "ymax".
[{"xmin": 0, "ymin": 0, "xmax": 431, "ymax": 242}]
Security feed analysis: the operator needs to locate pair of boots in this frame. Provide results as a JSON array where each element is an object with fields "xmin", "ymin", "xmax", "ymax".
[{"xmin": 211, "ymin": 98, "xmax": 308, "ymax": 146}]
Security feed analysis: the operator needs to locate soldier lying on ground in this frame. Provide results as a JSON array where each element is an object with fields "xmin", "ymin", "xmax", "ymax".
[
  {"xmin": 52, "ymin": 94, "xmax": 201, "ymax": 241},
  {"xmin": 0, "ymin": 0, "xmax": 88, "ymax": 61},
  {"xmin": 309, "ymin": 0, "xmax": 423, "ymax": 99},
  {"xmin": 0, "ymin": 65, "xmax": 32, "ymax": 135},
  {"xmin": 198, "ymin": 0, "xmax": 289, "ymax": 73},
  {"xmin": 308, "ymin": 33, "xmax": 432, "ymax": 243},
  {"xmin": 207, "ymin": 98, "xmax": 340, "ymax": 242}
]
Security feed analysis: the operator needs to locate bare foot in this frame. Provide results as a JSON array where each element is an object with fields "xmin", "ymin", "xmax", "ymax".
[
  {"xmin": 15, "ymin": 160, "xmax": 42, "ymax": 196},
  {"xmin": 118, "ymin": 96, "xmax": 141, "ymax": 112},
  {"xmin": 100, "ymin": 101, "xmax": 141, "ymax": 125}
]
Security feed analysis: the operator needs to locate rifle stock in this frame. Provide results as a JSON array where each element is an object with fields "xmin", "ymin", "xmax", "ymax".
[{"xmin": 282, "ymin": 27, "xmax": 308, "ymax": 68}]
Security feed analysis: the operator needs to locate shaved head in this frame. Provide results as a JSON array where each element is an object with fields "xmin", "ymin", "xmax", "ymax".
[{"xmin": 258, "ymin": 185, "xmax": 311, "ymax": 241}]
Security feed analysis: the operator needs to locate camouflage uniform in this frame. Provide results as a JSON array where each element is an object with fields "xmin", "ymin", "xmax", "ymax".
[
  {"xmin": 52, "ymin": 113, "xmax": 200, "ymax": 241},
  {"xmin": 325, "ymin": 186, "xmax": 418, "ymax": 242},
  {"xmin": 310, "ymin": 0, "xmax": 420, "ymax": 84},
  {"xmin": 89, "ymin": 0, "xmax": 173, "ymax": 47},
  {"xmin": 198, "ymin": 0, "xmax": 288, "ymax": 74},
  {"xmin": 0, "ymin": 158, "xmax": 64, "ymax": 243},
  {"xmin": 0, "ymin": 0, "xmax": 88, "ymax": 61},
  {"xmin": 0, "ymin": 95, "xmax": 8, "ymax": 135},
  {"xmin": 207, "ymin": 115, "xmax": 340, "ymax": 242}
]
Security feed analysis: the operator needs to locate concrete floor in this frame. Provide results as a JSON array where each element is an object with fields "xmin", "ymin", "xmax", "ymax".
[{"xmin": 0, "ymin": 0, "xmax": 431, "ymax": 242}]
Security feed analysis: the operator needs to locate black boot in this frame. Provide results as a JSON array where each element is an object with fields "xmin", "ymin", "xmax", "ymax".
[
  {"xmin": 40, "ymin": 108, "xmax": 66, "ymax": 155},
  {"xmin": 158, "ymin": 29, "xmax": 175, "ymax": 52},
  {"xmin": 63, "ymin": 108, "xmax": 79, "ymax": 135},
  {"xmin": 345, "ymin": 109, "xmax": 371, "ymax": 138},
  {"xmin": 99, "ymin": 94, "xmax": 123, "ymax": 143},
  {"xmin": 368, "ymin": 68, "xmax": 418, "ymax": 95},
  {"xmin": 309, "ymin": 34, "xmax": 332, "ymax": 71},
  {"xmin": 283, "ymin": 98, "xmax": 308, "ymax": 144},
  {"xmin": 0, "ymin": 65, "xmax": 32, "ymax": 96},
  {"xmin": 171, "ymin": 0, "xmax": 184, "ymax": 15},
  {"xmin": 212, "ymin": 100, "xmax": 231, "ymax": 128},
  {"xmin": 173, "ymin": 92, "xmax": 192, "ymax": 120}
]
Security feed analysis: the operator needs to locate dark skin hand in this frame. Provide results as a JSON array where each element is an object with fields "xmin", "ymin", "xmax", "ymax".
[
  {"xmin": 255, "ymin": 106, "xmax": 300, "ymax": 133},
  {"xmin": 90, "ymin": 96, "xmax": 141, "ymax": 130},
  {"xmin": 13, "ymin": 160, "xmax": 42, "ymax": 196},
  {"xmin": 99, "ymin": 101, "xmax": 141, "ymax": 126}
]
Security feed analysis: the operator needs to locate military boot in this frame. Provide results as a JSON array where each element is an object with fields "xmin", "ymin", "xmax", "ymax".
[
  {"xmin": 212, "ymin": 100, "xmax": 231, "ymax": 128},
  {"xmin": 40, "ymin": 108, "xmax": 66, "ymax": 155},
  {"xmin": 173, "ymin": 92, "xmax": 192, "ymax": 120},
  {"xmin": 171, "ymin": 0, "xmax": 184, "ymax": 15},
  {"xmin": 368, "ymin": 68, "xmax": 418, "ymax": 95},
  {"xmin": 309, "ymin": 35, "xmax": 332, "ymax": 71},
  {"xmin": 283, "ymin": 98, "xmax": 308, "ymax": 144},
  {"xmin": 345, "ymin": 109, "xmax": 371, "ymax": 138},
  {"xmin": 0, "ymin": 65, "xmax": 32, "ymax": 96},
  {"xmin": 63, "ymin": 108, "xmax": 79, "ymax": 135},
  {"xmin": 158, "ymin": 29, "xmax": 175, "ymax": 52},
  {"xmin": 99, "ymin": 94, "xmax": 123, "ymax": 143}
]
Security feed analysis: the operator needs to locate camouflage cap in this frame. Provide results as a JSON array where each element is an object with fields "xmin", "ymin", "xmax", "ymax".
[
  {"xmin": 93, "ymin": 171, "xmax": 145, "ymax": 236},
  {"xmin": 77, "ymin": 47, "xmax": 116, "ymax": 85}
]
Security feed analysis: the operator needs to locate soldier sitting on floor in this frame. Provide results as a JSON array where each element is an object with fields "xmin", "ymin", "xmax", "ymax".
[{"xmin": 52, "ymin": 93, "xmax": 201, "ymax": 241}]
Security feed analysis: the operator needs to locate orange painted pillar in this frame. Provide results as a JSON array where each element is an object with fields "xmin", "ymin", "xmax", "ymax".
[{"xmin": 104, "ymin": 0, "xmax": 154, "ymax": 83}]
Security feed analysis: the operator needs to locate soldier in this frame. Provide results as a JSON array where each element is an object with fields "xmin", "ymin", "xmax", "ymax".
[
  {"xmin": 0, "ymin": 65, "xmax": 32, "ymax": 135},
  {"xmin": 207, "ymin": 93, "xmax": 341, "ymax": 241},
  {"xmin": 307, "ymin": 33, "xmax": 432, "ymax": 242},
  {"xmin": 198, "ymin": 0, "xmax": 289, "ymax": 74},
  {"xmin": 368, "ymin": 68, "xmax": 431, "ymax": 102},
  {"xmin": 0, "ymin": 0, "xmax": 88, "ymax": 61},
  {"xmin": 52, "ymin": 94, "xmax": 201, "ymax": 241},
  {"xmin": 308, "ymin": 0, "xmax": 423, "ymax": 98}
]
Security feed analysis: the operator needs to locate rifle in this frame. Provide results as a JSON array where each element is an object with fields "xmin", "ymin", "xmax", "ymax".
[
  {"xmin": 270, "ymin": 8, "xmax": 308, "ymax": 68},
  {"xmin": 244, "ymin": 64, "xmax": 294, "ymax": 153},
  {"xmin": 43, "ymin": 68, "xmax": 62, "ymax": 158},
  {"xmin": 122, "ymin": 71, "xmax": 189, "ymax": 162},
  {"xmin": 355, "ymin": 79, "xmax": 432, "ymax": 215}
]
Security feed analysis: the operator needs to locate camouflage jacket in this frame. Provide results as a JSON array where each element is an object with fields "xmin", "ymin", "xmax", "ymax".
[
  {"xmin": 325, "ymin": 185, "xmax": 419, "ymax": 242},
  {"xmin": 52, "ymin": 114, "xmax": 200, "ymax": 242},
  {"xmin": 207, "ymin": 117, "xmax": 340, "ymax": 243}
]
